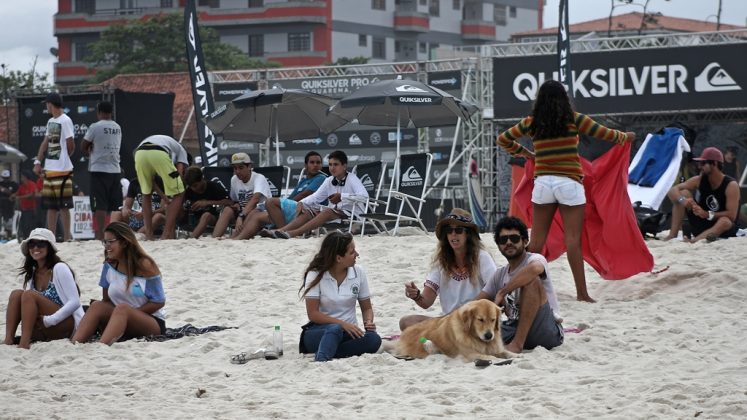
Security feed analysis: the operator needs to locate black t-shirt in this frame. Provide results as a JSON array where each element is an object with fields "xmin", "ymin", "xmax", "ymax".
[
  {"xmin": 185, "ymin": 180, "xmax": 229, "ymax": 203},
  {"xmin": 126, "ymin": 179, "xmax": 163, "ymax": 210},
  {"xmin": 0, "ymin": 180, "xmax": 19, "ymax": 216}
]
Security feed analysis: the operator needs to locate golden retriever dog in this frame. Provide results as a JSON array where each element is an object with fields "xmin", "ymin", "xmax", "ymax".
[{"xmin": 395, "ymin": 300, "xmax": 517, "ymax": 362}]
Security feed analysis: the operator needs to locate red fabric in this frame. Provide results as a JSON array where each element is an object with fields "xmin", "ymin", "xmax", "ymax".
[
  {"xmin": 17, "ymin": 180, "xmax": 38, "ymax": 211},
  {"xmin": 513, "ymin": 142, "xmax": 654, "ymax": 280}
]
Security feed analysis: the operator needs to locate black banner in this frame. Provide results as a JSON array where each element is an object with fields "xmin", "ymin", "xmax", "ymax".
[
  {"xmin": 557, "ymin": 0, "xmax": 573, "ymax": 96},
  {"xmin": 428, "ymin": 71, "xmax": 462, "ymax": 94},
  {"xmin": 267, "ymin": 74, "xmax": 414, "ymax": 99},
  {"xmin": 493, "ymin": 43, "xmax": 747, "ymax": 119},
  {"xmin": 185, "ymin": 0, "xmax": 218, "ymax": 166}
]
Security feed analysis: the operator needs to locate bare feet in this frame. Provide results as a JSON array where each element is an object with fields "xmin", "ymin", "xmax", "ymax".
[
  {"xmin": 3, "ymin": 337, "xmax": 15, "ymax": 346},
  {"xmin": 577, "ymin": 295, "xmax": 596, "ymax": 303},
  {"xmin": 504, "ymin": 341, "xmax": 522, "ymax": 354}
]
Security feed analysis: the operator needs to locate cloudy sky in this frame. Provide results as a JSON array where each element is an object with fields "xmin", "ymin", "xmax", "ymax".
[{"xmin": 0, "ymin": 1, "xmax": 744, "ymax": 83}]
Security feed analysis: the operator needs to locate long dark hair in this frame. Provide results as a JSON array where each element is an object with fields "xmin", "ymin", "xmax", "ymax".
[
  {"xmin": 432, "ymin": 228, "xmax": 483, "ymax": 286},
  {"xmin": 104, "ymin": 221, "xmax": 159, "ymax": 290},
  {"xmin": 18, "ymin": 242, "xmax": 77, "ymax": 292},
  {"xmin": 530, "ymin": 80, "xmax": 574, "ymax": 140},
  {"xmin": 299, "ymin": 231, "xmax": 354, "ymax": 298}
]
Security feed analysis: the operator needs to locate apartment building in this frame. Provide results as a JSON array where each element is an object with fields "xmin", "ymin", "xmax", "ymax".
[{"xmin": 54, "ymin": 0, "xmax": 541, "ymax": 85}]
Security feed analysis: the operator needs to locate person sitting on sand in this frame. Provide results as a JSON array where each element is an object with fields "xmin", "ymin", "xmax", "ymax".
[
  {"xmin": 400, "ymin": 208, "xmax": 497, "ymax": 330},
  {"xmin": 270, "ymin": 150, "xmax": 367, "ymax": 239},
  {"xmin": 298, "ymin": 230, "xmax": 381, "ymax": 362},
  {"xmin": 110, "ymin": 177, "xmax": 168, "ymax": 235},
  {"xmin": 475, "ymin": 216, "xmax": 563, "ymax": 354},
  {"xmin": 182, "ymin": 166, "xmax": 232, "ymax": 238},
  {"xmin": 72, "ymin": 222, "xmax": 166, "ymax": 345},
  {"xmin": 4, "ymin": 228, "xmax": 84, "ymax": 349},
  {"xmin": 212, "ymin": 153, "xmax": 271, "ymax": 238},
  {"xmin": 663, "ymin": 147, "xmax": 740, "ymax": 242},
  {"xmin": 234, "ymin": 151, "xmax": 327, "ymax": 240}
]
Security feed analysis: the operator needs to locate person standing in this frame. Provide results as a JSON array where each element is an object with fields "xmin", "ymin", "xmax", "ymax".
[
  {"xmin": 723, "ymin": 146, "xmax": 741, "ymax": 181},
  {"xmin": 0, "ymin": 169, "xmax": 19, "ymax": 238},
  {"xmin": 81, "ymin": 101, "xmax": 122, "ymax": 240},
  {"xmin": 34, "ymin": 92, "xmax": 76, "ymax": 242},
  {"xmin": 133, "ymin": 135, "xmax": 189, "ymax": 240},
  {"xmin": 495, "ymin": 80, "xmax": 635, "ymax": 303},
  {"xmin": 13, "ymin": 171, "xmax": 40, "ymax": 240}
]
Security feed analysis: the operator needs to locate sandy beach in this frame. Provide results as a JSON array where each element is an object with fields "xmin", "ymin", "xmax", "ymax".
[{"xmin": 1, "ymin": 230, "xmax": 746, "ymax": 419}]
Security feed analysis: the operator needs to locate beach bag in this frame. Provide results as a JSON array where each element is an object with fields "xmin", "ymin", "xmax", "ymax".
[{"xmin": 633, "ymin": 202, "xmax": 664, "ymax": 238}]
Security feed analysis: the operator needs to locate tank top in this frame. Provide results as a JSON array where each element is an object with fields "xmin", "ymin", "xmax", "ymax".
[{"xmin": 696, "ymin": 174, "xmax": 734, "ymax": 215}]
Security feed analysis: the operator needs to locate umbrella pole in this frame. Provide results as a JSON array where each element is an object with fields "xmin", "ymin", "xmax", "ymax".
[
  {"xmin": 275, "ymin": 117, "xmax": 280, "ymax": 166},
  {"xmin": 395, "ymin": 111, "xmax": 401, "ymax": 187}
]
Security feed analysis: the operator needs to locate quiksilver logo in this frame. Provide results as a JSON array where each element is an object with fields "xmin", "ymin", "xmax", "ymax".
[
  {"xmin": 398, "ymin": 97, "xmax": 432, "ymax": 103},
  {"xmin": 401, "ymin": 166, "xmax": 423, "ymax": 187},
  {"xmin": 395, "ymin": 84, "xmax": 427, "ymax": 93},
  {"xmin": 694, "ymin": 62, "xmax": 741, "ymax": 92},
  {"xmin": 360, "ymin": 174, "xmax": 374, "ymax": 191}
]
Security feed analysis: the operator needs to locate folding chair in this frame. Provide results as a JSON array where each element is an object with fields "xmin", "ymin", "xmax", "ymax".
[
  {"xmin": 361, "ymin": 153, "xmax": 433, "ymax": 235},
  {"xmin": 319, "ymin": 161, "xmax": 386, "ymax": 236},
  {"xmin": 254, "ymin": 165, "xmax": 291, "ymax": 197}
]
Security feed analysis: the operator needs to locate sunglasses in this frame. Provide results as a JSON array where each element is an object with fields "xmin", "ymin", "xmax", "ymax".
[
  {"xmin": 444, "ymin": 226, "xmax": 466, "ymax": 235},
  {"xmin": 101, "ymin": 238, "xmax": 118, "ymax": 247},
  {"xmin": 497, "ymin": 234, "xmax": 522, "ymax": 245},
  {"xmin": 26, "ymin": 240, "xmax": 48, "ymax": 249}
]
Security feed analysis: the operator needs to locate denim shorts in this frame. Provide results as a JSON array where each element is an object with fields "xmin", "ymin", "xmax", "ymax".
[{"xmin": 532, "ymin": 175, "xmax": 586, "ymax": 206}]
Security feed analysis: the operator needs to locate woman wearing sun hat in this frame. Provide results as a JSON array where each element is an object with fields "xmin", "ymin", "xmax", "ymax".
[
  {"xmin": 399, "ymin": 208, "xmax": 497, "ymax": 330},
  {"xmin": 3, "ymin": 228, "xmax": 83, "ymax": 349}
]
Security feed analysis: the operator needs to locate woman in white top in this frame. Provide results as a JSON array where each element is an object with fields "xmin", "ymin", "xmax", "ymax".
[
  {"xmin": 4, "ymin": 228, "xmax": 83, "ymax": 349},
  {"xmin": 299, "ymin": 231, "xmax": 381, "ymax": 362},
  {"xmin": 400, "ymin": 208, "xmax": 497, "ymax": 330},
  {"xmin": 72, "ymin": 221, "xmax": 167, "ymax": 345}
]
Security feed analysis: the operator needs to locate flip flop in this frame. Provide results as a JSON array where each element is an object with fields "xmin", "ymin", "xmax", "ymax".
[
  {"xmin": 474, "ymin": 359, "xmax": 513, "ymax": 368},
  {"xmin": 230, "ymin": 352, "xmax": 249, "ymax": 364},
  {"xmin": 392, "ymin": 354, "xmax": 414, "ymax": 361},
  {"xmin": 258, "ymin": 228, "xmax": 274, "ymax": 238},
  {"xmin": 274, "ymin": 231, "xmax": 291, "ymax": 240}
]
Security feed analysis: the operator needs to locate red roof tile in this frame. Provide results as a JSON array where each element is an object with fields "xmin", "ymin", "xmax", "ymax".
[{"xmin": 514, "ymin": 11, "xmax": 745, "ymax": 38}]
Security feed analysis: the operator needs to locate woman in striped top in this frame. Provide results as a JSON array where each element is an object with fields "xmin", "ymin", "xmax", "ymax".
[{"xmin": 496, "ymin": 80, "xmax": 635, "ymax": 303}]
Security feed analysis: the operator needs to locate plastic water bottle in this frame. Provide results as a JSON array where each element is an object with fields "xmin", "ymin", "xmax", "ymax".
[
  {"xmin": 273, "ymin": 325, "xmax": 283, "ymax": 356},
  {"xmin": 419, "ymin": 337, "xmax": 438, "ymax": 354}
]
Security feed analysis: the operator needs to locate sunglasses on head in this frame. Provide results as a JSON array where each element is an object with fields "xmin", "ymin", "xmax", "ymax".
[
  {"xmin": 444, "ymin": 226, "xmax": 466, "ymax": 235},
  {"xmin": 497, "ymin": 234, "xmax": 522, "ymax": 245},
  {"xmin": 27, "ymin": 240, "xmax": 48, "ymax": 249}
]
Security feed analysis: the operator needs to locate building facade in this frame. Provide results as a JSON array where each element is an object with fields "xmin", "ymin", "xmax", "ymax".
[{"xmin": 54, "ymin": 0, "xmax": 541, "ymax": 85}]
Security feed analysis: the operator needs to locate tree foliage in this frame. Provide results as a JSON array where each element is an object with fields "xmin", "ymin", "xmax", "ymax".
[
  {"xmin": 0, "ymin": 62, "xmax": 52, "ymax": 104},
  {"xmin": 328, "ymin": 56, "xmax": 370, "ymax": 66},
  {"xmin": 88, "ymin": 13, "xmax": 279, "ymax": 82}
]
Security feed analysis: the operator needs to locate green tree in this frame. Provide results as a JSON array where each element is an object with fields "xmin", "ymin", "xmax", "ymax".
[
  {"xmin": 87, "ymin": 13, "xmax": 278, "ymax": 82},
  {"xmin": 0, "ymin": 62, "xmax": 52, "ymax": 105},
  {"xmin": 328, "ymin": 56, "xmax": 370, "ymax": 66}
]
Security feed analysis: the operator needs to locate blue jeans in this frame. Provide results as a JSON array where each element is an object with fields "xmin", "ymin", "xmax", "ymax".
[{"xmin": 302, "ymin": 323, "xmax": 382, "ymax": 362}]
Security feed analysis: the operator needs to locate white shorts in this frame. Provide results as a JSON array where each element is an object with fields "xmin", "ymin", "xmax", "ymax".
[{"xmin": 532, "ymin": 175, "xmax": 586, "ymax": 206}]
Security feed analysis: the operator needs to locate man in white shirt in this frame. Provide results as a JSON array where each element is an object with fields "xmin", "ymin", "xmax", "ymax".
[
  {"xmin": 212, "ymin": 152, "xmax": 271, "ymax": 238},
  {"xmin": 81, "ymin": 101, "xmax": 122, "ymax": 240},
  {"xmin": 34, "ymin": 92, "xmax": 75, "ymax": 241},
  {"xmin": 272, "ymin": 150, "xmax": 368, "ymax": 239}
]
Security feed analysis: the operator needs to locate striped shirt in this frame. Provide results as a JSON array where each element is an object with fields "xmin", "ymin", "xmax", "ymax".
[{"xmin": 496, "ymin": 112, "xmax": 627, "ymax": 181}]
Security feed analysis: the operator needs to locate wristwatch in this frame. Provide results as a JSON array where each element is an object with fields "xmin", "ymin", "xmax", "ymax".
[{"xmin": 708, "ymin": 211, "xmax": 715, "ymax": 221}]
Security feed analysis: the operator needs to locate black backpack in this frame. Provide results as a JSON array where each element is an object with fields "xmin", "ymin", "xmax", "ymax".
[{"xmin": 633, "ymin": 202, "xmax": 665, "ymax": 238}]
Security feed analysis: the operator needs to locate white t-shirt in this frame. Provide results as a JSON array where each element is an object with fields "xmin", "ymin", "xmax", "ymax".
[
  {"xmin": 84, "ymin": 119, "xmax": 122, "ymax": 173},
  {"xmin": 300, "ymin": 172, "xmax": 368, "ymax": 215},
  {"xmin": 44, "ymin": 113, "xmax": 75, "ymax": 172},
  {"xmin": 304, "ymin": 265, "xmax": 371, "ymax": 325},
  {"xmin": 230, "ymin": 171, "xmax": 271, "ymax": 208},
  {"xmin": 98, "ymin": 262, "xmax": 167, "ymax": 320},
  {"xmin": 137, "ymin": 135, "xmax": 189, "ymax": 166},
  {"xmin": 424, "ymin": 249, "xmax": 497, "ymax": 314},
  {"xmin": 482, "ymin": 252, "xmax": 560, "ymax": 321}
]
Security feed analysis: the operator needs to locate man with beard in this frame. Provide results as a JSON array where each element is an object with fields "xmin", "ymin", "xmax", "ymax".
[
  {"xmin": 663, "ymin": 147, "xmax": 739, "ymax": 243},
  {"xmin": 475, "ymin": 216, "xmax": 564, "ymax": 354}
]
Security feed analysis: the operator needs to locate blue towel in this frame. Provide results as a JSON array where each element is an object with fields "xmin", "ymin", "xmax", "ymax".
[{"xmin": 628, "ymin": 128, "xmax": 683, "ymax": 187}]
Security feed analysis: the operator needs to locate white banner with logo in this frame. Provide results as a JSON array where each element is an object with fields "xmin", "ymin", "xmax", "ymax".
[{"xmin": 71, "ymin": 196, "xmax": 94, "ymax": 240}]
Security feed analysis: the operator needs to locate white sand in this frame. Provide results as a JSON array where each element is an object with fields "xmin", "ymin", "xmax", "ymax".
[{"xmin": 1, "ymin": 231, "xmax": 746, "ymax": 419}]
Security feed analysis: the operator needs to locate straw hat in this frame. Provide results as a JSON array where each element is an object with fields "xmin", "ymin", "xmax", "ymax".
[
  {"xmin": 20, "ymin": 228, "xmax": 58, "ymax": 257},
  {"xmin": 435, "ymin": 208, "xmax": 479, "ymax": 239}
]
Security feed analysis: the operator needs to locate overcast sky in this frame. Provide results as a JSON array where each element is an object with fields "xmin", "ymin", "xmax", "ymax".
[{"xmin": 0, "ymin": 1, "xmax": 745, "ymax": 83}]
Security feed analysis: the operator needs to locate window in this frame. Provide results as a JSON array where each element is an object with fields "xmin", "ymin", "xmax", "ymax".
[
  {"xmin": 248, "ymin": 0, "xmax": 263, "ymax": 7},
  {"xmin": 429, "ymin": 0, "xmax": 439, "ymax": 16},
  {"xmin": 160, "ymin": 0, "xmax": 174, "ymax": 7},
  {"xmin": 75, "ymin": 0, "xmax": 96, "ymax": 14},
  {"xmin": 418, "ymin": 42, "xmax": 427, "ymax": 53},
  {"xmin": 198, "ymin": 0, "xmax": 220, "ymax": 7},
  {"xmin": 509, "ymin": 6, "xmax": 516, "ymax": 18},
  {"xmin": 372, "ymin": 37, "xmax": 386, "ymax": 59},
  {"xmin": 359, "ymin": 34, "xmax": 367, "ymax": 47},
  {"xmin": 73, "ymin": 40, "xmax": 94, "ymax": 62},
  {"xmin": 494, "ymin": 5, "xmax": 506, "ymax": 26},
  {"xmin": 452, "ymin": 0, "xmax": 460, "ymax": 10},
  {"xmin": 395, "ymin": 40, "xmax": 401, "ymax": 53},
  {"xmin": 288, "ymin": 32, "xmax": 311, "ymax": 52},
  {"xmin": 419, "ymin": 0, "xmax": 427, "ymax": 6},
  {"xmin": 372, "ymin": 0, "xmax": 386, "ymax": 10},
  {"xmin": 248, "ymin": 34, "xmax": 264, "ymax": 57}
]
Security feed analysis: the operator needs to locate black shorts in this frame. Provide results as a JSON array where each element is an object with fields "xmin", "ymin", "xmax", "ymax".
[
  {"xmin": 89, "ymin": 172, "xmax": 124, "ymax": 212},
  {"xmin": 687, "ymin": 211, "xmax": 738, "ymax": 238}
]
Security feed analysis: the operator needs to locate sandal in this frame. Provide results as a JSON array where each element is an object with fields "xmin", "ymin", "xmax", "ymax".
[
  {"xmin": 274, "ymin": 231, "xmax": 291, "ymax": 240},
  {"xmin": 230, "ymin": 352, "xmax": 249, "ymax": 364},
  {"xmin": 258, "ymin": 228, "xmax": 274, "ymax": 238}
]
